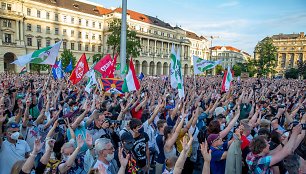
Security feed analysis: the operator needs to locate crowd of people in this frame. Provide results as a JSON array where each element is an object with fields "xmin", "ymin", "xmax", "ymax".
[{"xmin": 0, "ymin": 72, "xmax": 305, "ymax": 174}]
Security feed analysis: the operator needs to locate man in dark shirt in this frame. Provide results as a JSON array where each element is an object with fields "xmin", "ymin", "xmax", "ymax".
[
  {"xmin": 129, "ymin": 118, "xmax": 150, "ymax": 173},
  {"xmin": 155, "ymin": 119, "xmax": 167, "ymax": 174}
]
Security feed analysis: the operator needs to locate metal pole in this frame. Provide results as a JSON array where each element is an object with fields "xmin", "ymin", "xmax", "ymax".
[{"xmin": 120, "ymin": 0, "xmax": 127, "ymax": 78}]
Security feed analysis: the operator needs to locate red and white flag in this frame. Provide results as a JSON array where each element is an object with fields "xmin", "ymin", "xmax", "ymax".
[
  {"xmin": 108, "ymin": 54, "xmax": 118, "ymax": 78},
  {"xmin": 221, "ymin": 66, "xmax": 233, "ymax": 92},
  {"xmin": 93, "ymin": 54, "xmax": 113, "ymax": 78},
  {"xmin": 69, "ymin": 53, "xmax": 89, "ymax": 85}
]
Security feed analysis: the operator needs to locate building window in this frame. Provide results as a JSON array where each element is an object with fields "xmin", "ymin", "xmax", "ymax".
[
  {"xmin": 37, "ymin": 10, "xmax": 41, "ymax": 18},
  {"xmin": 99, "ymin": 35, "xmax": 102, "ymax": 40},
  {"xmin": 55, "ymin": 13, "xmax": 58, "ymax": 21},
  {"xmin": 98, "ymin": 45, "xmax": 102, "ymax": 52},
  {"xmin": 85, "ymin": 33, "xmax": 89, "ymax": 39},
  {"xmin": 71, "ymin": 43, "xmax": 75, "ymax": 50},
  {"xmin": 27, "ymin": 37, "xmax": 32, "ymax": 46},
  {"xmin": 46, "ymin": 12, "xmax": 50, "ymax": 19},
  {"xmin": 71, "ymin": 17, "xmax": 74, "ymax": 24},
  {"xmin": 7, "ymin": 4, "xmax": 11, "ymax": 10},
  {"xmin": 46, "ymin": 26, "xmax": 50, "ymax": 34},
  {"xmin": 37, "ymin": 39, "xmax": 41, "ymax": 48},
  {"xmin": 99, "ymin": 23, "xmax": 102, "ymax": 29},
  {"xmin": 2, "ymin": 20, "xmax": 12, "ymax": 28},
  {"xmin": 37, "ymin": 25, "xmax": 41, "ymax": 32},
  {"xmin": 63, "ymin": 15, "xmax": 67, "ymax": 22},
  {"xmin": 1, "ymin": 2, "xmax": 6, "ymax": 10},
  {"xmin": 71, "ymin": 30, "xmax": 74, "ymax": 37},
  {"xmin": 27, "ymin": 23, "xmax": 32, "ymax": 31},
  {"xmin": 4, "ymin": 33, "xmax": 12, "ymax": 43},
  {"xmin": 63, "ymin": 29, "xmax": 67, "ymax": 35},
  {"xmin": 63, "ymin": 42, "xmax": 67, "ymax": 49},
  {"xmin": 78, "ymin": 32, "xmax": 82, "ymax": 38},
  {"xmin": 85, "ymin": 45, "xmax": 89, "ymax": 51},
  {"xmin": 79, "ymin": 18, "xmax": 82, "ymax": 25},
  {"xmin": 78, "ymin": 43, "xmax": 82, "ymax": 51},
  {"xmin": 92, "ymin": 34, "xmax": 95, "ymax": 40},
  {"xmin": 46, "ymin": 40, "xmax": 51, "ymax": 46},
  {"xmin": 27, "ymin": 8, "xmax": 31, "ymax": 16},
  {"xmin": 92, "ymin": 22, "xmax": 95, "ymax": 28},
  {"xmin": 92, "ymin": 45, "xmax": 95, "ymax": 52},
  {"xmin": 86, "ymin": 20, "xmax": 89, "ymax": 27},
  {"xmin": 55, "ymin": 28, "xmax": 59, "ymax": 35}
]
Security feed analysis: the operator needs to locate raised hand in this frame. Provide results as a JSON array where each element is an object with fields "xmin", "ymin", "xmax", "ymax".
[
  {"xmin": 118, "ymin": 147, "xmax": 130, "ymax": 167},
  {"xmin": 76, "ymin": 134, "xmax": 84, "ymax": 148},
  {"xmin": 200, "ymin": 140, "xmax": 212, "ymax": 162},
  {"xmin": 33, "ymin": 138, "xmax": 43, "ymax": 154},
  {"xmin": 85, "ymin": 133, "xmax": 93, "ymax": 148},
  {"xmin": 98, "ymin": 164, "xmax": 107, "ymax": 174}
]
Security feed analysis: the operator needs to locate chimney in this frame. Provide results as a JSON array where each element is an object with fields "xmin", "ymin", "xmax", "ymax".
[{"xmin": 300, "ymin": 32, "xmax": 305, "ymax": 37}]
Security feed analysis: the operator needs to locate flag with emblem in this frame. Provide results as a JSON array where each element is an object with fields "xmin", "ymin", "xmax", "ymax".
[
  {"xmin": 192, "ymin": 56, "xmax": 221, "ymax": 75},
  {"xmin": 101, "ymin": 78, "xmax": 124, "ymax": 94},
  {"xmin": 12, "ymin": 41, "xmax": 62, "ymax": 66},
  {"xmin": 69, "ymin": 53, "xmax": 89, "ymax": 85},
  {"xmin": 85, "ymin": 69, "xmax": 97, "ymax": 93},
  {"xmin": 176, "ymin": 47, "xmax": 184, "ymax": 99},
  {"xmin": 170, "ymin": 44, "xmax": 178, "ymax": 89},
  {"xmin": 221, "ymin": 66, "xmax": 233, "ymax": 92},
  {"xmin": 52, "ymin": 60, "xmax": 64, "ymax": 80},
  {"xmin": 122, "ymin": 58, "xmax": 140, "ymax": 92}
]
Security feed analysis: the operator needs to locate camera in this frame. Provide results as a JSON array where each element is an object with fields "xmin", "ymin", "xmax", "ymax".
[
  {"xmin": 58, "ymin": 118, "xmax": 65, "ymax": 125},
  {"xmin": 292, "ymin": 121, "xmax": 306, "ymax": 130}
]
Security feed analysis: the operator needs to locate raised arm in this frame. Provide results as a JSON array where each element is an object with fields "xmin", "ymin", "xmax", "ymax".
[
  {"xmin": 173, "ymin": 135, "xmax": 193, "ymax": 174},
  {"xmin": 164, "ymin": 113, "xmax": 186, "ymax": 149},
  {"xmin": 21, "ymin": 139, "xmax": 43, "ymax": 173},
  {"xmin": 71, "ymin": 104, "xmax": 90, "ymax": 130},
  {"xmin": 219, "ymin": 105, "xmax": 240, "ymax": 139}
]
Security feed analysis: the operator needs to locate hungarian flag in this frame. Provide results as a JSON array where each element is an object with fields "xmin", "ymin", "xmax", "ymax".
[
  {"xmin": 19, "ymin": 67, "xmax": 27, "ymax": 75},
  {"xmin": 122, "ymin": 58, "xmax": 140, "ymax": 92},
  {"xmin": 221, "ymin": 66, "xmax": 233, "ymax": 92},
  {"xmin": 93, "ymin": 54, "xmax": 113, "ymax": 78},
  {"xmin": 108, "ymin": 54, "xmax": 118, "ymax": 78},
  {"xmin": 69, "ymin": 53, "xmax": 89, "ymax": 85},
  {"xmin": 101, "ymin": 78, "xmax": 124, "ymax": 94},
  {"xmin": 12, "ymin": 41, "xmax": 62, "ymax": 66}
]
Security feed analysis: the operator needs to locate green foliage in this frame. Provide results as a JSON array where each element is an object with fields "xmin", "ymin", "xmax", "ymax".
[
  {"xmin": 232, "ymin": 64, "xmax": 242, "ymax": 76},
  {"xmin": 297, "ymin": 60, "xmax": 306, "ymax": 79},
  {"xmin": 93, "ymin": 53, "xmax": 103, "ymax": 63},
  {"xmin": 107, "ymin": 19, "xmax": 141, "ymax": 59},
  {"xmin": 285, "ymin": 68, "xmax": 299, "ymax": 79},
  {"xmin": 233, "ymin": 61, "xmax": 256, "ymax": 77},
  {"xmin": 60, "ymin": 49, "xmax": 76, "ymax": 70},
  {"xmin": 215, "ymin": 65, "xmax": 224, "ymax": 75},
  {"xmin": 30, "ymin": 64, "xmax": 49, "ymax": 74},
  {"xmin": 253, "ymin": 37, "xmax": 278, "ymax": 77}
]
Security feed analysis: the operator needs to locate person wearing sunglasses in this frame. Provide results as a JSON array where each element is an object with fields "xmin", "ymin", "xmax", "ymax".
[{"xmin": 0, "ymin": 122, "xmax": 31, "ymax": 174}]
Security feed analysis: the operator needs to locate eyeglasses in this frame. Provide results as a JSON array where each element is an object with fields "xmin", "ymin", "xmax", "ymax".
[
  {"xmin": 104, "ymin": 146, "xmax": 115, "ymax": 151},
  {"xmin": 212, "ymin": 136, "xmax": 221, "ymax": 144}
]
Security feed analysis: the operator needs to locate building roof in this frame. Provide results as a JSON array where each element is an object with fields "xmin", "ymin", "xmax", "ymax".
[
  {"xmin": 105, "ymin": 8, "xmax": 173, "ymax": 29},
  {"xmin": 210, "ymin": 46, "xmax": 241, "ymax": 52},
  {"xmin": 32, "ymin": 0, "xmax": 103, "ymax": 16},
  {"xmin": 186, "ymin": 31, "xmax": 207, "ymax": 40},
  {"xmin": 271, "ymin": 33, "xmax": 301, "ymax": 40}
]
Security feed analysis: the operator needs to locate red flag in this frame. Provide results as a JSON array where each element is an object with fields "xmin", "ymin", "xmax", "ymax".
[
  {"xmin": 93, "ymin": 54, "xmax": 113, "ymax": 78},
  {"xmin": 108, "ymin": 54, "xmax": 118, "ymax": 78},
  {"xmin": 69, "ymin": 53, "xmax": 89, "ymax": 85}
]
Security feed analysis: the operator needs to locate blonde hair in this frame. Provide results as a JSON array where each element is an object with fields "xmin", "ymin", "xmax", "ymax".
[{"xmin": 11, "ymin": 160, "xmax": 26, "ymax": 174}]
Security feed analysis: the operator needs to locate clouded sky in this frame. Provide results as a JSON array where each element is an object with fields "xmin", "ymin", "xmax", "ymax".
[{"xmin": 89, "ymin": 0, "xmax": 306, "ymax": 55}]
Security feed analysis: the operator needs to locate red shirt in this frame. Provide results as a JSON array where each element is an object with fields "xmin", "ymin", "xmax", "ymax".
[
  {"xmin": 241, "ymin": 135, "xmax": 250, "ymax": 150},
  {"xmin": 131, "ymin": 103, "xmax": 143, "ymax": 119}
]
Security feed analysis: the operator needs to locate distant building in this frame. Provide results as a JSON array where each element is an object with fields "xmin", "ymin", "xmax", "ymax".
[
  {"xmin": 210, "ymin": 46, "xmax": 249, "ymax": 68},
  {"xmin": 186, "ymin": 31, "xmax": 210, "ymax": 61},
  {"xmin": 271, "ymin": 32, "xmax": 306, "ymax": 76}
]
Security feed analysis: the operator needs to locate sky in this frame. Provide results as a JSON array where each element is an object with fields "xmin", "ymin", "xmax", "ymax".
[{"xmin": 88, "ymin": 0, "xmax": 306, "ymax": 56}]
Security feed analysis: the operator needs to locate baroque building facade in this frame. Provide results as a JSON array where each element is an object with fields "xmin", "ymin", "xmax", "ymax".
[
  {"xmin": 0, "ymin": 0, "xmax": 211, "ymax": 75},
  {"xmin": 271, "ymin": 32, "xmax": 306, "ymax": 76}
]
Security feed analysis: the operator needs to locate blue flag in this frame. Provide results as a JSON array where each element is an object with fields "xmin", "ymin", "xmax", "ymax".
[
  {"xmin": 52, "ymin": 60, "xmax": 64, "ymax": 79},
  {"xmin": 65, "ymin": 59, "xmax": 73, "ymax": 73},
  {"xmin": 138, "ymin": 72, "xmax": 145, "ymax": 80}
]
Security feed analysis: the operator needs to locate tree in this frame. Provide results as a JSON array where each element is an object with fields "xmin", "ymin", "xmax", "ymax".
[
  {"xmin": 93, "ymin": 53, "xmax": 103, "ymax": 63},
  {"xmin": 232, "ymin": 64, "xmax": 242, "ymax": 76},
  {"xmin": 297, "ymin": 60, "xmax": 306, "ymax": 79},
  {"xmin": 215, "ymin": 65, "xmax": 224, "ymax": 75},
  {"xmin": 285, "ymin": 68, "xmax": 299, "ymax": 79},
  {"xmin": 60, "ymin": 49, "xmax": 76, "ymax": 70},
  {"xmin": 253, "ymin": 37, "xmax": 277, "ymax": 77},
  {"xmin": 30, "ymin": 64, "xmax": 49, "ymax": 74},
  {"xmin": 107, "ymin": 19, "xmax": 141, "ymax": 59}
]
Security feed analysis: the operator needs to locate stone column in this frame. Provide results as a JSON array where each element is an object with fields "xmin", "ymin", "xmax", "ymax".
[
  {"xmin": 20, "ymin": 21, "xmax": 24, "ymax": 46},
  {"xmin": 168, "ymin": 42, "xmax": 170, "ymax": 58},
  {"xmin": 161, "ymin": 41, "xmax": 163, "ymax": 58},
  {"xmin": 154, "ymin": 40, "xmax": 157, "ymax": 57},
  {"xmin": 16, "ymin": 21, "xmax": 20, "ymax": 42},
  {"xmin": 182, "ymin": 45, "xmax": 185, "ymax": 59},
  {"xmin": 139, "ymin": 61, "xmax": 142, "ymax": 73},
  {"xmin": 147, "ymin": 39, "xmax": 150, "ymax": 56}
]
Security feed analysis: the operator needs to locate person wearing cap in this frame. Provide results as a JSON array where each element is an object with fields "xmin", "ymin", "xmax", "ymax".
[
  {"xmin": 120, "ymin": 131, "xmax": 140, "ymax": 174},
  {"xmin": 0, "ymin": 122, "xmax": 31, "ymax": 174}
]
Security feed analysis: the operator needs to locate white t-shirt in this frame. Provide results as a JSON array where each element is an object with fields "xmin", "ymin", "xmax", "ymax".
[{"xmin": 0, "ymin": 140, "xmax": 31, "ymax": 174}]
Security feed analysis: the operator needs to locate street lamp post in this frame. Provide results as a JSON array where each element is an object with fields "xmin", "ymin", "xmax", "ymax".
[{"xmin": 120, "ymin": 0, "xmax": 127, "ymax": 78}]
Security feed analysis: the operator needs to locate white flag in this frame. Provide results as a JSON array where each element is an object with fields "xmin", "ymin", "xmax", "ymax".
[
  {"xmin": 192, "ymin": 56, "xmax": 221, "ymax": 75},
  {"xmin": 170, "ymin": 44, "xmax": 178, "ymax": 89}
]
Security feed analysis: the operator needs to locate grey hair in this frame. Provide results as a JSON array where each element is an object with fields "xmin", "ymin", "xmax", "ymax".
[
  {"xmin": 95, "ymin": 138, "xmax": 111, "ymax": 154},
  {"xmin": 283, "ymin": 154, "xmax": 300, "ymax": 174}
]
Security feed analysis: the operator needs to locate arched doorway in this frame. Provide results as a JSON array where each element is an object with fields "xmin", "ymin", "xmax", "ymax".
[
  {"xmin": 142, "ymin": 61, "xmax": 148, "ymax": 75},
  {"xmin": 163, "ymin": 62, "xmax": 168, "ymax": 75},
  {"xmin": 184, "ymin": 64, "xmax": 188, "ymax": 76},
  {"xmin": 156, "ymin": 62, "xmax": 162, "ymax": 75},
  {"xmin": 149, "ymin": 61, "xmax": 155, "ymax": 75},
  {"xmin": 4, "ymin": 52, "xmax": 16, "ymax": 73},
  {"xmin": 135, "ymin": 60, "xmax": 140, "ymax": 75}
]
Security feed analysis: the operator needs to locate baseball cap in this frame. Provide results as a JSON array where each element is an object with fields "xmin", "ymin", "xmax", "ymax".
[
  {"xmin": 120, "ymin": 132, "xmax": 135, "ymax": 143},
  {"xmin": 207, "ymin": 133, "xmax": 220, "ymax": 145},
  {"xmin": 6, "ymin": 122, "xmax": 20, "ymax": 129}
]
